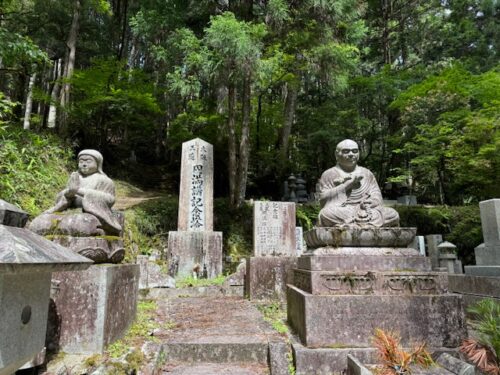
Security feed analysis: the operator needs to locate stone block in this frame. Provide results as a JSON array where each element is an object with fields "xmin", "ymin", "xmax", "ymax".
[
  {"xmin": 426, "ymin": 234, "xmax": 443, "ymax": 270},
  {"xmin": 474, "ymin": 244, "xmax": 500, "ymax": 265},
  {"xmin": 0, "ymin": 271, "xmax": 52, "ymax": 375},
  {"xmin": 347, "ymin": 355, "xmax": 372, "ymax": 375},
  {"xmin": 293, "ymin": 270, "xmax": 448, "ymax": 295},
  {"xmin": 0, "ymin": 199, "xmax": 28, "ymax": 228},
  {"xmin": 167, "ymin": 231, "xmax": 222, "ymax": 278},
  {"xmin": 245, "ymin": 256, "xmax": 297, "ymax": 300},
  {"xmin": 448, "ymin": 274, "xmax": 500, "ymax": 298},
  {"xmin": 479, "ymin": 199, "xmax": 500, "ymax": 246},
  {"xmin": 254, "ymin": 201, "xmax": 296, "ymax": 256},
  {"xmin": 297, "ymin": 252, "xmax": 431, "ymax": 272},
  {"xmin": 464, "ymin": 266, "xmax": 500, "ymax": 277},
  {"xmin": 269, "ymin": 341, "xmax": 290, "ymax": 375},
  {"xmin": 287, "ymin": 285, "xmax": 466, "ymax": 349},
  {"xmin": 436, "ymin": 353, "xmax": 475, "ymax": 375},
  {"xmin": 48, "ymin": 264, "xmax": 139, "ymax": 354}
]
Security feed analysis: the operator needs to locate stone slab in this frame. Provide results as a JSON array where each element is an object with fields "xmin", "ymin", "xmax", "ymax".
[
  {"xmin": 479, "ymin": 199, "xmax": 500, "ymax": 246},
  {"xmin": 305, "ymin": 227, "xmax": 416, "ymax": 248},
  {"xmin": 154, "ymin": 296, "xmax": 280, "ymax": 364},
  {"xmin": 0, "ymin": 199, "xmax": 28, "ymax": 228},
  {"xmin": 448, "ymin": 274, "xmax": 500, "ymax": 298},
  {"xmin": 293, "ymin": 270, "xmax": 448, "ymax": 295},
  {"xmin": 48, "ymin": 264, "xmax": 139, "ymax": 354},
  {"xmin": 436, "ymin": 353, "xmax": 475, "ymax": 375},
  {"xmin": 177, "ymin": 138, "xmax": 214, "ymax": 231},
  {"xmin": 0, "ymin": 225, "xmax": 92, "ymax": 274},
  {"xmin": 292, "ymin": 341, "xmax": 459, "ymax": 375},
  {"xmin": 161, "ymin": 362, "xmax": 270, "ymax": 374},
  {"xmin": 167, "ymin": 231, "xmax": 222, "ymax": 278},
  {"xmin": 245, "ymin": 256, "xmax": 297, "ymax": 301},
  {"xmin": 269, "ymin": 341, "xmax": 291, "ymax": 375},
  {"xmin": 287, "ymin": 285, "xmax": 466, "ymax": 349},
  {"xmin": 0, "ymin": 272, "xmax": 51, "ymax": 375},
  {"xmin": 426, "ymin": 234, "xmax": 443, "ymax": 271},
  {"xmin": 464, "ymin": 265, "xmax": 500, "ymax": 277},
  {"xmin": 253, "ymin": 201, "xmax": 296, "ymax": 256},
  {"xmin": 297, "ymin": 253, "xmax": 431, "ymax": 272},
  {"xmin": 474, "ymin": 244, "xmax": 500, "ymax": 265},
  {"xmin": 140, "ymin": 285, "xmax": 244, "ymax": 299}
]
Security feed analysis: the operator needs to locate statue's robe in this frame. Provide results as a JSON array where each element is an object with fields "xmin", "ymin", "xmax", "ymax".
[
  {"xmin": 318, "ymin": 166, "xmax": 399, "ymax": 227},
  {"xmin": 50, "ymin": 172, "xmax": 122, "ymax": 235}
]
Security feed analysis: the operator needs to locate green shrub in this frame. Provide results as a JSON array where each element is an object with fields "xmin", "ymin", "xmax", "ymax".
[{"xmin": 0, "ymin": 127, "xmax": 72, "ymax": 215}]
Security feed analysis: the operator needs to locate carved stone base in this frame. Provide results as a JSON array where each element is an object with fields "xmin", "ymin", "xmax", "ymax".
[
  {"xmin": 293, "ymin": 269, "xmax": 448, "ymax": 295},
  {"xmin": 167, "ymin": 231, "xmax": 222, "ymax": 278},
  {"xmin": 287, "ymin": 285, "xmax": 466, "ymax": 349},
  {"xmin": 50, "ymin": 235, "xmax": 124, "ymax": 264}
]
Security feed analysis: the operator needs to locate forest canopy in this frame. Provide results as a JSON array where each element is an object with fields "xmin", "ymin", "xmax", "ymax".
[{"xmin": 0, "ymin": 0, "xmax": 498, "ymax": 206}]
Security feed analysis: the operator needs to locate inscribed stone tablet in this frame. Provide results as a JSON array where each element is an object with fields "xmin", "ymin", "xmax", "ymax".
[
  {"xmin": 177, "ymin": 138, "xmax": 214, "ymax": 231},
  {"xmin": 253, "ymin": 201, "xmax": 296, "ymax": 256}
]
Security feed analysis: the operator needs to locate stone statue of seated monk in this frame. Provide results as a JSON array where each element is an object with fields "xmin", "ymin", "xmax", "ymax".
[
  {"xmin": 29, "ymin": 149, "xmax": 124, "ymax": 263},
  {"xmin": 317, "ymin": 139, "xmax": 399, "ymax": 228}
]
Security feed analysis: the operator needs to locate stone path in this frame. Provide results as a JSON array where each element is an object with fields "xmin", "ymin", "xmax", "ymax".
[{"xmin": 152, "ymin": 296, "xmax": 283, "ymax": 374}]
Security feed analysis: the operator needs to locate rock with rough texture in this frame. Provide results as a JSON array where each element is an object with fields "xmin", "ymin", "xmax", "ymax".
[
  {"xmin": 246, "ymin": 256, "xmax": 297, "ymax": 301},
  {"xmin": 47, "ymin": 264, "xmax": 139, "ymax": 354},
  {"xmin": 253, "ymin": 201, "xmax": 296, "ymax": 256},
  {"xmin": 0, "ymin": 199, "xmax": 29, "ymax": 228}
]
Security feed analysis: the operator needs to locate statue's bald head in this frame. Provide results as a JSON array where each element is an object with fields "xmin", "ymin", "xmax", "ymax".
[{"xmin": 335, "ymin": 139, "xmax": 359, "ymax": 171}]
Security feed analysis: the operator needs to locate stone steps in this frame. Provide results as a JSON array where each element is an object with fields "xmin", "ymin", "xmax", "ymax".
[{"xmin": 161, "ymin": 362, "xmax": 270, "ymax": 374}]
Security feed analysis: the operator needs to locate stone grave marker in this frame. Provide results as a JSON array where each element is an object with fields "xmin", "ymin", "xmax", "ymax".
[
  {"xmin": 253, "ymin": 201, "xmax": 296, "ymax": 256},
  {"xmin": 296, "ymin": 226, "xmax": 305, "ymax": 255},
  {"xmin": 168, "ymin": 138, "xmax": 222, "ymax": 278}
]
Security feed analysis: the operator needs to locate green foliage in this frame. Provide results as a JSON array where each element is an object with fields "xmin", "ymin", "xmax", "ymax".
[
  {"xmin": 176, "ymin": 274, "xmax": 226, "ymax": 288},
  {"xmin": 296, "ymin": 203, "xmax": 320, "ymax": 230},
  {"xmin": 467, "ymin": 299, "xmax": 500, "ymax": 361},
  {"xmin": 257, "ymin": 302, "xmax": 289, "ymax": 335},
  {"xmin": 0, "ymin": 127, "xmax": 72, "ymax": 215}
]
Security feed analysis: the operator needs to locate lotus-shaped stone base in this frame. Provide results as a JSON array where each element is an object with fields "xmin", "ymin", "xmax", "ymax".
[{"xmin": 305, "ymin": 226, "xmax": 417, "ymax": 249}]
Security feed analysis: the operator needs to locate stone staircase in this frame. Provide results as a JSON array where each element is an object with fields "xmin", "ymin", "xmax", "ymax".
[{"xmin": 149, "ymin": 296, "xmax": 289, "ymax": 375}]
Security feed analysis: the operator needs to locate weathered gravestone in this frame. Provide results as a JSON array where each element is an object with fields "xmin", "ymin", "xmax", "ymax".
[
  {"xmin": 287, "ymin": 140, "xmax": 466, "ymax": 374},
  {"xmin": 246, "ymin": 201, "xmax": 297, "ymax": 300},
  {"xmin": 0, "ymin": 200, "xmax": 91, "ymax": 374},
  {"xmin": 168, "ymin": 138, "xmax": 222, "ymax": 278},
  {"xmin": 465, "ymin": 199, "xmax": 500, "ymax": 276}
]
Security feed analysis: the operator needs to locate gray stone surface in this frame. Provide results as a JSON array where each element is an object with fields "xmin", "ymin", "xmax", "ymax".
[
  {"xmin": 287, "ymin": 285, "xmax": 466, "ymax": 348},
  {"xmin": 305, "ymin": 227, "xmax": 416, "ymax": 248},
  {"xmin": 167, "ymin": 231, "xmax": 222, "ymax": 278},
  {"xmin": 51, "ymin": 235, "xmax": 125, "ymax": 264},
  {"xmin": 137, "ymin": 254, "xmax": 175, "ymax": 289},
  {"xmin": 317, "ymin": 139, "xmax": 399, "ymax": 228},
  {"xmin": 0, "ymin": 224, "xmax": 92, "ymax": 273},
  {"xmin": 177, "ymin": 138, "xmax": 214, "ymax": 231},
  {"xmin": 161, "ymin": 362, "xmax": 270, "ymax": 374},
  {"xmin": 294, "ymin": 270, "xmax": 448, "ymax": 295},
  {"xmin": 347, "ymin": 355, "xmax": 373, "ymax": 375},
  {"xmin": 48, "ymin": 264, "xmax": 139, "ymax": 354},
  {"xmin": 479, "ymin": 199, "xmax": 500, "ymax": 246},
  {"xmin": 225, "ymin": 259, "xmax": 246, "ymax": 286},
  {"xmin": 296, "ymin": 227, "xmax": 305, "ymax": 255},
  {"xmin": 297, "ymin": 252, "xmax": 431, "ymax": 272},
  {"xmin": 0, "ymin": 199, "xmax": 28, "ymax": 228},
  {"xmin": 426, "ymin": 234, "xmax": 443, "ymax": 270},
  {"xmin": 474, "ymin": 244, "xmax": 500, "ymax": 265},
  {"xmin": 269, "ymin": 341, "xmax": 291, "ymax": 375},
  {"xmin": 436, "ymin": 353, "xmax": 475, "ymax": 375},
  {"xmin": 464, "ymin": 265, "xmax": 500, "ymax": 276},
  {"xmin": 448, "ymin": 274, "xmax": 500, "ymax": 298},
  {"xmin": 253, "ymin": 201, "xmax": 296, "ymax": 256},
  {"xmin": 245, "ymin": 256, "xmax": 297, "ymax": 301}
]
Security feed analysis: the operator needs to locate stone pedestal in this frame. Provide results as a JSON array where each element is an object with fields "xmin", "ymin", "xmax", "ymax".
[
  {"xmin": 245, "ymin": 256, "xmax": 297, "ymax": 300},
  {"xmin": 168, "ymin": 231, "xmax": 222, "ymax": 278},
  {"xmin": 48, "ymin": 264, "xmax": 139, "ymax": 354},
  {"xmin": 466, "ymin": 199, "xmax": 500, "ymax": 276},
  {"xmin": 287, "ymin": 227, "xmax": 466, "ymax": 374},
  {"xmin": 448, "ymin": 274, "xmax": 500, "ymax": 309}
]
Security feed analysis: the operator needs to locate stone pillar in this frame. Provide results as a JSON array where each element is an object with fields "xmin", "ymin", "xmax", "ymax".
[
  {"xmin": 465, "ymin": 199, "xmax": 500, "ymax": 276},
  {"xmin": 425, "ymin": 234, "xmax": 443, "ymax": 270},
  {"xmin": 168, "ymin": 138, "xmax": 222, "ymax": 278}
]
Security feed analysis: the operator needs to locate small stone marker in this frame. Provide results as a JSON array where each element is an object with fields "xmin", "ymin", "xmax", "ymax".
[
  {"xmin": 296, "ymin": 226, "xmax": 305, "ymax": 255},
  {"xmin": 466, "ymin": 199, "xmax": 500, "ymax": 276},
  {"xmin": 168, "ymin": 138, "xmax": 222, "ymax": 278},
  {"xmin": 253, "ymin": 201, "xmax": 296, "ymax": 256},
  {"xmin": 177, "ymin": 138, "xmax": 214, "ymax": 231}
]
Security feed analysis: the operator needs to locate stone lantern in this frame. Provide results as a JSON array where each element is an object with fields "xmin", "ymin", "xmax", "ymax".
[
  {"xmin": 438, "ymin": 241, "xmax": 463, "ymax": 274},
  {"xmin": 0, "ymin": 200, "xmax": 92, "ymax": 375}
]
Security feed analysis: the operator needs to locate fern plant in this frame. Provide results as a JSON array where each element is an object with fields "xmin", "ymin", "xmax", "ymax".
[
  {"xmin": 372, "ymin": 328, "xmax": 434, "ymax": 374},
  {"xmin": 460, "ymin": 299, "xmax": 500, "ymax": 375}
]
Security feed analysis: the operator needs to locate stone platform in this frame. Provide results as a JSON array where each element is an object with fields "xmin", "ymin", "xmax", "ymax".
[{"xmin": 48, "ymin": 264, "xmax": 139, "ymax": 354}]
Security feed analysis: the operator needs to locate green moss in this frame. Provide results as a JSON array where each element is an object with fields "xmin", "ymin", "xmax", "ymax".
[
  {"xmin": 256, "ymin": 302, "xmax": 290, "ymax": 336},
  {"xmin": 176, "ymin": 274, "xmax": 227, "ymax": 288}
]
